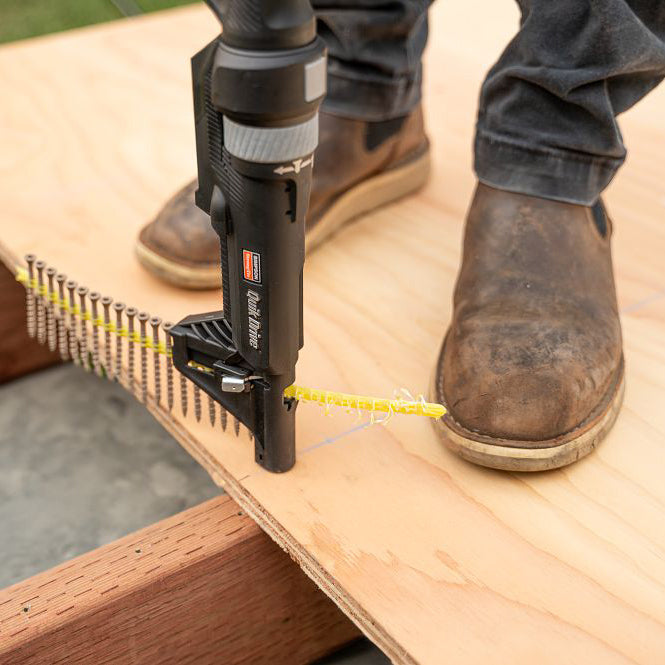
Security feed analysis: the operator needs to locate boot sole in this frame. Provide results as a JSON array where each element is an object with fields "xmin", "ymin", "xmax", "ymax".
[
  {"xmin": 430, "ymin": 358, "xmax": 625, "ymax": 472},
  {"xmin": 135, "ymin": 241, "xmax": 221, "ymax": 290},
  {"xmin": 135, "ymin": 148, "xmax": 431, "ymax": 290}
]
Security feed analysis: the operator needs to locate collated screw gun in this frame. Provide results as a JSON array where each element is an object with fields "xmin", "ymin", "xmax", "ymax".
[{"xmin": 169, "ymin": 0, "xmax": 327, "ymax": 473}]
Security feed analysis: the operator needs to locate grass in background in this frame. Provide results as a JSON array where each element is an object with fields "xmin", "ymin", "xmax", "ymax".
[{"xmin": 0, "ymin": 0, "xmax": 200, "ymax": 45}]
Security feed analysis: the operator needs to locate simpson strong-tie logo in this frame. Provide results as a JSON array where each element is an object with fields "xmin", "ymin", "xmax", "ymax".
[{"xmin": 242, "ymin": 249, "xmax": 261, "ymax": 284}]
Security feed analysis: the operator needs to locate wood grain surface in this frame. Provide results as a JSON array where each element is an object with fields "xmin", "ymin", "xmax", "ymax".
[
  {"xmin": 0, "ymin": 4, "xmax": 664, "ymax": 663},
  {"xmin": 0, "ymin": 495, "xmax": 360, "ymax": 664}
]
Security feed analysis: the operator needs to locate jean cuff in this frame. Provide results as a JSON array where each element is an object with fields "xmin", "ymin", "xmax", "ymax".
[
  {"xmin": 474, "ymin": 129, "xmax": 624, "ymax": 206},
  {"xmin": 322, "ymin": 60, "xmax": 423, "ymax": 121}
]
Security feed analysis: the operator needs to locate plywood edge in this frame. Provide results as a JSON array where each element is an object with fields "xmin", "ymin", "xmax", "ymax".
[{"xmin": 149, "ymin": 406, "xmax": 415, "ymax": 665}]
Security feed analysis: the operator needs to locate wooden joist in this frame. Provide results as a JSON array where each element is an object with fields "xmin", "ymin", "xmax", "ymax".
[{"xmin": 0, "ymin": 495, "xmax": 360, "ymax": 665}]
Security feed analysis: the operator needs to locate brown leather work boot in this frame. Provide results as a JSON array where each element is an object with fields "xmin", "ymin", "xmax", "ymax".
[
  {"xmin": 136, "ymin": 107, "xmax": 430, "ymax": 289},
  {"xmin": 432, "ymin": 183, "xmax": 625, "ymax": 471}
]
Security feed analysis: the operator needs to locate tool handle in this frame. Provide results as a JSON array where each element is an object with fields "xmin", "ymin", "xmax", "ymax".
[{"xmin": 205, "ymin": 0, "xmax": 316, "ymax": 50}]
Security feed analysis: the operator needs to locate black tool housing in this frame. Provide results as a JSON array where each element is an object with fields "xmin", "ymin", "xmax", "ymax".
[{"xmin": 171, "ymin": 0, "xmax": 326, "ymax": 473}]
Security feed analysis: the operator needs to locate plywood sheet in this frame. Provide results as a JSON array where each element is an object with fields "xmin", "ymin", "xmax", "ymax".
[{"xmin": 1, "ymin": 3, "xmax": 664, "ymax": 663}]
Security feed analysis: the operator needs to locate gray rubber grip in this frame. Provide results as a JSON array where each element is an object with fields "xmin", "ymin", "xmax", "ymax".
[{"xmin": 223, "ymin": 116, "xmax": 319, "ymax": 163}]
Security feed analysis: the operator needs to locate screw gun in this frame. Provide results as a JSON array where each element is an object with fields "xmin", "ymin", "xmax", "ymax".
[{"xmin": 170, "ymin": 0, "xmax": 327, "ymax": 473}]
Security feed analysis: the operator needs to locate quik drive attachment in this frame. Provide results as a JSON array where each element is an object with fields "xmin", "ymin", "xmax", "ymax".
[{"xmin": 170, "ymin": 0, "xmax": 327, "ymax": 473}]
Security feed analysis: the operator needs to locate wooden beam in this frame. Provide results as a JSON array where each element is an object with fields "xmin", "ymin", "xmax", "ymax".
[
  {"xmin": 0, "ymin": 495, "xmax": 360, "ymax": 665},
  {"xmin": 0, "ymin": 262, "xmax": 60, "ymax": 384}
]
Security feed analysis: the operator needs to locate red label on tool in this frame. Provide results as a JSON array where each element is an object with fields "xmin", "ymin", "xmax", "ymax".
[{"xmin": 242, "ymin": 250, "xmax": 261, "ymax": 284}]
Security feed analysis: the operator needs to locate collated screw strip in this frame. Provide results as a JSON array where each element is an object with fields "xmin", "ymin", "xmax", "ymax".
[{"xmin": 15, "ymin": 258, "xmax": 448, "ymax": 458}]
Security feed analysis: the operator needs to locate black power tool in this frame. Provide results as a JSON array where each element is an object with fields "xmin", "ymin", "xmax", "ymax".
[{"xmin": 170, "ymin": 0, "xmax": 327, "ymax": 473}]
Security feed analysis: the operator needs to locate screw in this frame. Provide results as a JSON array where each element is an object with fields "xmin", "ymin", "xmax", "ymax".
[
  {"xmin": 126, "ymin": 308, "xmax": 138, "ymax": 393},
  {"xmin": 163, "ymin": 322, "xmax": 174, "ymax": 413},
  {"xmin": 46, "ymin": 267, "xmax": 57, "ymax": 352},
  {"xmin": 35, "ymin": 260, "xmax": 47, "ymax": 344},
  {"xmin": 102, "ymin": 296, "xmax": 113, "ymax": 375},
  {"xmin": 77, "ymin": 286, "xmax": 90, "ymax": 371},
  {"xmin": 194, "ymin": 385, "xmax": 202, "ymax": 423},
  {"xmin": 207, "ymin": 395, "xmax": 216, "ymax": 427},
  {"xmin": 150, "ymin": 316, "xmax": 162, "ymax": 407},
  {"xmin": 233, "ymin": 416, "xmax": 240, "ymax": 437},
  {"xmin": 180, "ymin": 372, "xmax": 188, "ymax": 417},
  {"xmin": 219, "ymin": 406, "xmax": 227, "ymax": 432},
  {"xmin": 89, "ymin": 292, "xmax": 101, "ymax": 374},
  {"xmin": 138, "ymin": 312, "xmax": 150, "ymax": 403},
  {"xmin": 56, "ymin": 274, "xmax": 69, "ymax": 360},
  {"xmin": 25, "ymin": 255, "xmax": 36, "ymax": 338},
  {"xmin": 113, "ymin": 302, "xmax": 125, "ymax": 382},
  {"xmin": 66, "ymin": 280, "xmax": 79, "ymax": 364}
]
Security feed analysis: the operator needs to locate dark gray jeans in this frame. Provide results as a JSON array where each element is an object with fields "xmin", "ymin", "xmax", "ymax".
[{"xmin": 312, "ymin": 0, "xmax": 665, "ymax": 205}]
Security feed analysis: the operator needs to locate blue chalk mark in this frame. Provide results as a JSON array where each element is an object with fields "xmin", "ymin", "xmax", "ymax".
[{"xmin": 301, "ymin": 420, "xmax": 373, "ymax": 455}]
